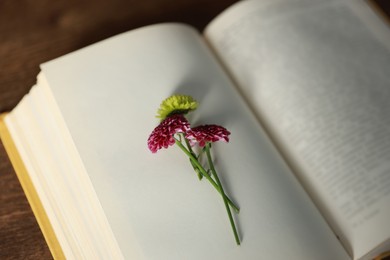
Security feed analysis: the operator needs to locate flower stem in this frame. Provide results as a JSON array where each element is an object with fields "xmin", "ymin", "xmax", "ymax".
[
  {"xmin": 183, "ymin": 135, "xmax": 203, "ymax": 180},
  {"xmin": 205, "ymin": 143, "xmax": 240, "ymax": 245},
  {"xmin": 174, "ymin": 139, "xmax": 240, "ymax": 213}
]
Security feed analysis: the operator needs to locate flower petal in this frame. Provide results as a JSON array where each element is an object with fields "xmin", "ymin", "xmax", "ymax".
[
  {"xmin": 147, "ymin": 114, "xmax": 190, "ymax": 153},
  {"xmin": 156, "ymin": 95, "xmax": 198, "ymax": 120},
  {"xmin": 186, "ymin": 125, "xmax": 230, "ymax": 147}
]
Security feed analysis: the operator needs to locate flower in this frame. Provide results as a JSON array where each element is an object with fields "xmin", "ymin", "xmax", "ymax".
[
  {"xmin": 186, "ymin": 125, "xmax": 231, "ymax": 147},
  {"xmin": 147, "ymin": 114, "xmax": 190, "ymax": 153},
  {"xmin": 148, "ymin": 94, "xmax": 240, "ymax": 245},
  {"xmin": 156, "ymin": 94, "xmax": 198, "ymax": 120}
]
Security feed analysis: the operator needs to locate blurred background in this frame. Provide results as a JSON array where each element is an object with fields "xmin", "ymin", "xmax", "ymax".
[{"xmin": 0, "ymin": 0, "xmax": 388, "ymax": 258}]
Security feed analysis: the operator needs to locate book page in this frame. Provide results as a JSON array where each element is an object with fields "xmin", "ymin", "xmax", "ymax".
[
  {"xmin": 205, "ymin": 0, "xmax": 390, "ymax": 259},
  {"xmin": 36, "ymin": 24, "xmax": 349, "ymax": 259},
  {"xmin": 5, "ymin": 79, "xmax": 126, "ymax": 259}
]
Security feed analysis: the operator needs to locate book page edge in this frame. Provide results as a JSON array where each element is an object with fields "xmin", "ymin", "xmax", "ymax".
[{"xmin": 0, "ymin": 113, "xmax": 65, "ymax": 260}]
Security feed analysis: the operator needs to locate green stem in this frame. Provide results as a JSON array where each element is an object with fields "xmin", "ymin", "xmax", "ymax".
[
  {"xmin": 175, "ymin": 139, "xmax": 240, "ymax": 213},
  {"xmin": 183, "ymin": 135, "xmax": 203, "ymax": 180},
  {"xmin": 205, "ymin": 143, "xmax": 240, "ymax": 245}
]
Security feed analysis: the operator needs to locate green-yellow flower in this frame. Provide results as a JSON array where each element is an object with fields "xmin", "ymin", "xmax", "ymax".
[{"xmin": 156, "ymin": 94, "xmax": 198, "ymax": 120}]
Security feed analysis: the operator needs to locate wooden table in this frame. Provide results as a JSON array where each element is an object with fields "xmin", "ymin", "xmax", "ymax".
[{"xmin": 0, "ymin": 0, "xmax": 389, "ymax": 259}]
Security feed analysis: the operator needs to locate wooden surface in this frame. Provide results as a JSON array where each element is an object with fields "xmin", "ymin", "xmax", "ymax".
[{"xmin": 0, "ymin": 0, "xmax": 389, "ymax": 259}]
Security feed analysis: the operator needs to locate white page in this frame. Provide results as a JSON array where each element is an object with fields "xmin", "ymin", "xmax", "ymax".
[
  {"xmin": 206, "ymin": 1, "xmax": 390, "ymax": 259},
  {"xmin": 40, "ymin": 23, "xmax": 348, "ymax": 259}
]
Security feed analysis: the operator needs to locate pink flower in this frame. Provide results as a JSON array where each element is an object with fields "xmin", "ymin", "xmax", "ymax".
[
  {"xmin": 147, "ymin": 114, "xmax": 190, "ymax": 153},
  {"xmin": 186, "ymin": 125, "xmax": 231, "ymax": 147}
]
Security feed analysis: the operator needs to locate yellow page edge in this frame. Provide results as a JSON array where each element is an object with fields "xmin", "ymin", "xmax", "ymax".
[{"xmin": 0, "ymin": 113, "xmax": 65, "ymax": 260}]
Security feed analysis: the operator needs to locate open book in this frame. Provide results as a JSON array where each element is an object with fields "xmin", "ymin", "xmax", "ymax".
[{"xmin": 1, "ymin": 0, "xmax": 389, "ymax": 259}]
